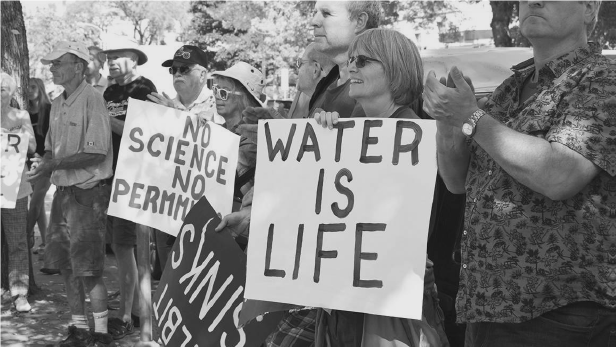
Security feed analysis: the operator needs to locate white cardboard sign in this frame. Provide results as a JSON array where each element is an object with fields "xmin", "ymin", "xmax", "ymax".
[
  {"xmin": 107, "ymin": 98, "xmax": 239, "ymax": 236},
  {"xmin": 1, "ymin": 132, "xmax": 30, "ymax": 209},
  {"xmin": 245, "ymin": 118, "xmax": 437, "ymax": 320}
]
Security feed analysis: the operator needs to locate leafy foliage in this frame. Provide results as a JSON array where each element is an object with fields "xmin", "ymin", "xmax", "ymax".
[{"xmin": 112, "ymin": 1, "xmax": 190, "ymax": 45}]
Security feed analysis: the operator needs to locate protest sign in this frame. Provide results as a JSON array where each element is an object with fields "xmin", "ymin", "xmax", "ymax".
[
  {"xmin": 245, "ymin": 118, "xmax": 437, "ymax": 320},
  {"xmin": 1, "ymin": 132, "xmax": 30, "ymax": 208},
  {"xmin": 153, "ymin": 196, "xmax": 283, "ymax": 347},
  {"xmin": 107, "ymin": 98, "xmax": 239, "ymax": 236}
]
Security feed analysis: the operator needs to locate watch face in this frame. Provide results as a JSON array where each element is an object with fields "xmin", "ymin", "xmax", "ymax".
[{"xmin": 462, "ymin": 123, "xmax": 473, "ymax": 136}]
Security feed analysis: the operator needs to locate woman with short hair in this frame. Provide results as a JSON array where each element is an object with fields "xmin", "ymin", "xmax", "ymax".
[
  {"xmin": 1, "ymin": 72, "xmax": 37, "ymax": 312},
  {"xmin": 315, "ymin": 28, "xmax": 448, "ymax": 347}
]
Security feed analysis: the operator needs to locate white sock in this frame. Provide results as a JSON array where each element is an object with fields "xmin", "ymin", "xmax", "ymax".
[
  {"xmin": 93, "ymin": 310, "xmax": 108, "ymax": 334},
  {"xmin": 70, "ymin": 314, "xmax": 89, "ymax": 330}
]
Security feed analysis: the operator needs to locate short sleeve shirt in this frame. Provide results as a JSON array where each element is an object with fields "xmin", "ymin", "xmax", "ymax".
[
  {"xmin": 103, "ymin": 76, "xmax": 157, "ymax": 171},
  {"xmin": 457, "ymin": 43, "xmax": 616, "ymax": 324},
  {"xmin": 46, "ymin": 80, "xmax": 113, "ymax": 189}
]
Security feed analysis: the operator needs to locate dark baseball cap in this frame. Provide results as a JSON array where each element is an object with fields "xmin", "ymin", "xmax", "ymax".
[{"xmin": 162, "ymin": 45, "xmax": 208, "ymax": 68}]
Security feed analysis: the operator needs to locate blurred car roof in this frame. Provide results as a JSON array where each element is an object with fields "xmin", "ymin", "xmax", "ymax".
[
  {"xmin": 422, "ymin": 47, "xmax": 615, "ymax": 95},
  {"xmin": 421, "ymin": 47, "xmax": 534, "ymax": 94}
]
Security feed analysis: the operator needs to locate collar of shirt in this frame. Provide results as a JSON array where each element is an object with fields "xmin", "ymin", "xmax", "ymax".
[
  {"xmin": 60, "ymin": 80, "xmax": 89, "ymax": 107},
  {"xmin": 510, "ymin": 42, "xmax": 600, "ymax": 86},
  {"xmin": 172, "ymin": 86, "xmax": 214, "ymax": 111}
]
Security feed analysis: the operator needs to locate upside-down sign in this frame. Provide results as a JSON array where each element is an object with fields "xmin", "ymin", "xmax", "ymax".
[{"xmin": 153, "ymin": 196, "xmax": 283, "ymax": 347}]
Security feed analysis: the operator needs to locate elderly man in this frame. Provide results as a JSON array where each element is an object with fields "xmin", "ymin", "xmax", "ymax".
[
  {"xmin": 423, "ymin": 1, "xmax": 616, "ymax": 346},
  {"xmin": 146, "ymin": 44, "xmax": 224, "ymax": 277},
  {"xmin": 147, "ymin": 44, "xmax": 225, "ymax": 125},
  {"xmin": 27, "ymin": 40, "xmax": 114, "ymax": 346},
  {"xmin": 288, "ymin": 43, "xmax": 334, "ymax": 119},
  {"xmin": 85, "ymin": 46, "xmax": 108, "ymax": 94},
  {"xmin": 99, "ymin": 45, "xmax": 156, "ymax": 340}
]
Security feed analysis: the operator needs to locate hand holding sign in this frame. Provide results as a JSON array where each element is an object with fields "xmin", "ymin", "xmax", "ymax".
[{"xmin": 314, "ymin": 108, "xmax": 339, "ymax": 130}]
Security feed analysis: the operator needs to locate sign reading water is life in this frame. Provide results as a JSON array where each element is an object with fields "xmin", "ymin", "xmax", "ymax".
[{"xmin": 245, "ymin": 118, "xmax": 437, "ymax": 320}]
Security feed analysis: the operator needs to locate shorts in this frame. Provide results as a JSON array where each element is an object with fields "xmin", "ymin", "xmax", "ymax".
[
  {"xmin": 106, "ymin": 215, "xmax": 136, "ymax": 246},
  {"xmin": 45, "ymin": 183, "xmax": 109, "ymax": 277}
]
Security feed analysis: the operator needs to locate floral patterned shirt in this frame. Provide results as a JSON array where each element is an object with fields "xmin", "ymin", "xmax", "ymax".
[{"xmin": 457, "ymin": 43, "xmax": 616, "ymax": 323}]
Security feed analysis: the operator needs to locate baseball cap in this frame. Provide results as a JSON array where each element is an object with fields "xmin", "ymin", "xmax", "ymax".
[
  {"xmin": 162, "ymin": 45, "xmax": 208, "ymax": 68},
  {"xmin": 211, "ymin": 62, "xmax": 266, "ymax": 107},
  {"xmin": 41, "ymin": 41, "xmax": 90, "ymax": 65}
]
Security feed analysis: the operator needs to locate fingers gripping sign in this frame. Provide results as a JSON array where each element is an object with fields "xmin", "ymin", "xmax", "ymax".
[
  {"xmin": 314, "ymin": 109, "xmax": 340, "ymax": 130},
  {"xmin": 422, "ymin": 66, "xmax": 479, "ymax": 128}
]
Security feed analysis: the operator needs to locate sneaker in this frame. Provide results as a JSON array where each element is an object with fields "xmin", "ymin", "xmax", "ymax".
[
  {"xmin": 14, "ymin": 295, "xmax": 31, "ymax": 312},
  {"xmin": 107, "ymin": 317, "xmax": 134, "ymax": 340},
  {"xmin": 58, "ymin": 325, "xmax": 92, "ymax": 347},
  {"xmin": 89, "ymin": 332, "xmax": 116, "ymax": 347}
]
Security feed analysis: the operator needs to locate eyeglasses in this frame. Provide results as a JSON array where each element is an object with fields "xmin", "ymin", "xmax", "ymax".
[
  {"xmin": 169, "ymin": 65, "xmax": 198, "ymax": 75},
  {"xmin": 50, "ymin": 60, "xmax": 79, "ymax": 68},
  {"xmin": 213, "ymin": 84, "xmax": 243, "ymax": 101},
  {"xmin": 296, "ymin": 59, "xmax": 311, "ymax": 69},
  {"xmin": 347, "ymin": 55, "xmax": 381, "ymax": 68}
]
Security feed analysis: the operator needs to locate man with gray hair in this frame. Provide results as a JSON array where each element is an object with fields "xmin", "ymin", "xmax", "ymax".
[
  {"xmin": 423, "ymin": 1, "xmax": 615, "ymax": 346},
  {"xmin": 27, "ymin": 40, "xmax": 114, "ymax": 346},
  {"xmin": 288, "ymin": 43, "xmax": 334, "ymax": 119}
]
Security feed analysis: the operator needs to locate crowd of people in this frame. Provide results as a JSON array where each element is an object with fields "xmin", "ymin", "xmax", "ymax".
[{"xmin": 1, "ymin": 1, "xmax": 615, "ymax": 346}]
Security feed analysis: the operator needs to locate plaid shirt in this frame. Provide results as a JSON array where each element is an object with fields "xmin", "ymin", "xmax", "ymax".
[
  {"xmin": 457, "ymin": 43, "xmax": 616, "ymax": 324},
  {"xmin": 266, "ymin": 310, "xmax": 317, "ymax": 347}
]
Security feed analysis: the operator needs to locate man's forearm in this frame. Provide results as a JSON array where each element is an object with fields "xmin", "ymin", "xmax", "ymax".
[
  {"xmin": 436, "ymin": 125, "xmax": 471, "ymax": 194},
  {"xmin": 109, "ymin": 117, "xmax": 124, "ymax": 135},
  {"xmin": 50, "ymin": 152, "xmax": 106, "ymax": 171},
  {"xmin": 473, "ymin": 115, "xmax": 599, "ymax": 200}
]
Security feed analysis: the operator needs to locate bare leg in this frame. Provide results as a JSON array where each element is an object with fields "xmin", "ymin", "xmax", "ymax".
[
  {"xmin": 111, "ymin": 243, "xmax": 138, "ymax": 322},
  {"xmin": 81, "ymin": 275, "xmax": 107, "ymax": 314}
]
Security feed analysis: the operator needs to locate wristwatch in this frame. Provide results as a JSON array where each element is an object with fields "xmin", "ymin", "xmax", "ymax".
[{"xmin": 461, "ymin": 109, "xmax": 487, "ymax": 138}]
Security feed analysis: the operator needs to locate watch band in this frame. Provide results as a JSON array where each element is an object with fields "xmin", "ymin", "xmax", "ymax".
[{"xmin": 463, "ymin": 109, "xmax": 487, "ymax": 138}]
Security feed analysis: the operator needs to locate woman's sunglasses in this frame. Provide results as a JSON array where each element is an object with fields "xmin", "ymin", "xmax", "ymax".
[
  {"xmin": 169, "ymin": 65, "xmax": 196, "ymax": 75},
  {"xmin": 213, "ymin": 84, "xmax": 243, "ymax": 101},
  {"xmin": 347, "ymin": 55, "xmax": 381, "ymax": 68}
]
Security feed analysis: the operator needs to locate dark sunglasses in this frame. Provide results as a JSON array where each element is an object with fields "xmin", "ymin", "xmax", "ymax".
[
  {"xmin": 347, "ymin": 55, "xmax": 381, "ymax": 68},
  {"xmin": 169, "ymin": 65, "xmax": 196, "ymax": 75},
  {"xmin": 213, "ymin": 84, "xmax": 242, "ymax": 101}
]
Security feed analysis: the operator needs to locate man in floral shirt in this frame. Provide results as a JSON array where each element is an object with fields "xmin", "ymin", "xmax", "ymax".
[{"xmin": 423, "ymin": 1, "xmax": 616, "ymax": 346}]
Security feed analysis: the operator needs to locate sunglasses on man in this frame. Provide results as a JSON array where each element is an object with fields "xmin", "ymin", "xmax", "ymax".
[
  {"xmin": 213, "ymin": 84, "xmax": 243, "ymax": 101},
  {"xmin": 169, "ymin": 65, "xmax": 200, "ymax": 75},
  {"xmin": 347, "ymin": 55, "xmax": 381, "ymax": 68}
]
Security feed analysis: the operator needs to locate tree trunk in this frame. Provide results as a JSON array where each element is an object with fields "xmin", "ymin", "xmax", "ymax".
[
  {"xmin": 490, "ymin": 1, "xmax": 515, "ymax": 47},
  {"xmin": 1, "ymin": 0, "xmax": 38, "ymax": 294}
]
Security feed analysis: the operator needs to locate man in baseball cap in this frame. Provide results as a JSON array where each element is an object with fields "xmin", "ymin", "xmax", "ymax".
[
  {"xmin": 32, "ymin": 40, "xmax": 115, "ymax": 346},
  {"xmin": 148, "ymin": 45, "xmax": 224, "ymax": 124},
  {"xmin": 147, "ymin": 45, "xmax": 223, "ymax": 285},
  {"xmin": 40, "ymin": 40, "xmax": 91, "ymax": 65}
]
